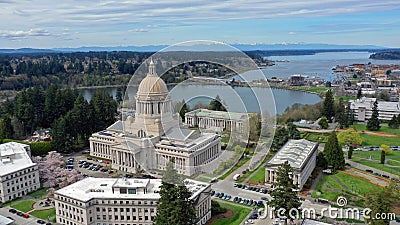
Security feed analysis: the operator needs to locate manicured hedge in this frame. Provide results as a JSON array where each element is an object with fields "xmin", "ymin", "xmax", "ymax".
[{"xmin": 2, "ymin": 139, "xmax": 52, "ymax": 156}]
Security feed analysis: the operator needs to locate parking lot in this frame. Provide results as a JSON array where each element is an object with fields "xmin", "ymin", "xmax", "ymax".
[
  {"xmin": 0, "ymin": 205, "xmax": 52, "ymax": 225},
  {"xmin": 65, "ymin": 154, "xmax": 119, "ymax": 178}
]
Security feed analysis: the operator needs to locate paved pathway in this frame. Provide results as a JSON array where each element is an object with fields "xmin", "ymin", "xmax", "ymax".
[{"xmin": 346, "ymin": 160, "xmax": 400, "ymax": 179}]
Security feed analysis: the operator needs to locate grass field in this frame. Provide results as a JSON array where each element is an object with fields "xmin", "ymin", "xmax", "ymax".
[
  {"xmin": 360, "ymin": 134, "xmax": 400, "ymax": 146},
  {"xmin": 354, "ymin": 124, "xmax": 400, "ymax": 135},
  {"xmin": 30, "ymin": 209, "xmax": 56, "ymax": 222},
  {"xmin": 312, "ymin": 171, "xmax": 382, "ymax": 204},
  {"xmin": 28, "ymin": 188, "xmax": 48, "ymax": 199},
  {"xmin": 303, "ymin": 132, "xmax": 330, "ymax": 143},
  {"xmin": 351, "ymin": 151, "xmax": 400, "ymax": 176},
  {"xmin": 248, "ymin": 168, "xmax": 265, "ymax": 183},
  {"xmin": 211, "ymin": 202, "xmax": 251, "ymax": 225},
  {"xmin": 11, "ymin": 199, "xmax": 35, "ymax": 212}
]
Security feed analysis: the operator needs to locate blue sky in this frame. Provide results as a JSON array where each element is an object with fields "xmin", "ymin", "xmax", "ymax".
[{"xmin": 1, "ymin": 0, "xmax": 400, "ymax": 48}]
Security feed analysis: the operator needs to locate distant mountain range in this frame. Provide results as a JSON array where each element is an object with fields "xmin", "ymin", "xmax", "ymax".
[{"xmin": 0, "ymin": 43, "xmax": 390, "ymax": 54}]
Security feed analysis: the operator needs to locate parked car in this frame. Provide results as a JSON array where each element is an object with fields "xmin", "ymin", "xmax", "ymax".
[
  {"xmin": 366, "ymin": 169, "xmax": 373, "ymax": 173},
  {"xmin": 23, "ymin": 214, "xmax": 30, "ymax": 218},
  {"xmin": 9, "ymin": 209, "xmax": 17, "ymax": 213}
]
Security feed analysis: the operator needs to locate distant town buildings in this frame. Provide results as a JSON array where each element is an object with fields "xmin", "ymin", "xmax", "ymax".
[
  {"xmin": 54, "ymin": 177, "xmax": 211, "ymax": 225},
  {"xmin": 265, "ymin": 139, "xmax": 318, "ymax": 190},
  {"xmin": 89, "ymin": 60, "xmax": 221, "ymax": 176},
  {"xmin": 0, "ymin": 142, "xmax": 40, "ymax": 203},
  {"xmin": 349, "ymin": 97, "xmax": 400, "ymax": 122},
  {"xmin": 185, "ymin": 109, "xmax": 249, "ymax": 134},
  {"xmin": 289, "ymin": 74, "xmax": 308, "ymax": 86}
]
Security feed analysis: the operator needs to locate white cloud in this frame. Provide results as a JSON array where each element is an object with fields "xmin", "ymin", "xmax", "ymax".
[
  {"xmin": 0, "ymin": 29, "xmax": 51, "ymax": 39},
  {"xmin": 128, "ymin": 28, "xmax": 149, "ymax": 33},
  {"xmin": 288, "ymin": 32, "xmax": 297, "ymax": 35}
]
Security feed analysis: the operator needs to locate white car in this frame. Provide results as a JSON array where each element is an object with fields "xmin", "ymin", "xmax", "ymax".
[
  {"xmin": 98, "ymin": 160, "xmax": 103, "ymax": 163},
  {"xmin": 245, "ymin": 219, "xmax": 254, "ymax": 224}
]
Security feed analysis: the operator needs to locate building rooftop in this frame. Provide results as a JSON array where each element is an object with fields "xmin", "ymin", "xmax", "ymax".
[
  {"xmin": 0, "ymin": 142, "xmax": 36, "ymax": 176},
  {"xmin": 55, "ymin": 177, "xmax": 209, "ymax": 202},
  {"xmin": 185, "ymin": 109, "xmax": 248, "ymax": 121},
  {"xmin": 350, "ymin": 97, "xmax": 400, "ymax": 111},
  {"xmin": 0, "ymin": 215, "xmax": 14, "ymax": 225},
  {"xmin": 266, "ymin": 139, "xmax": 318, "ymax": 170},
  {"xmin": 301, "ymin": 219, "xmax": 332, "ymax": 225}
]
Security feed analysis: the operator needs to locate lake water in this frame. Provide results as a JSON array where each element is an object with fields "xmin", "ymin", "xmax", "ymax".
[
  {"xmin": 235, "ymin": 51, "xmax": 400, "ymax": 82},
  {"xmin": 80, "ymin": 85, "xmax": 321, "ymax": 115}
]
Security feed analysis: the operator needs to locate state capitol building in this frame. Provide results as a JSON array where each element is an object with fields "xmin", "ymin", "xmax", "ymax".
[{"xmin": 89, "ymin": 60, "xmax": 221, "ymax": 176}]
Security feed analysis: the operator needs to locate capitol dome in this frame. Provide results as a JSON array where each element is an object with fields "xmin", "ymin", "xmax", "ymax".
[{"xmin": 137, "ymin": 59, "xmax": 168, "ymax": 96}]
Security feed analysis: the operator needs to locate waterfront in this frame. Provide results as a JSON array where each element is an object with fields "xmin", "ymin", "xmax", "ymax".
[{"xmin": 234, "ymin": 51, "xmax": 400, "ymax": 82}]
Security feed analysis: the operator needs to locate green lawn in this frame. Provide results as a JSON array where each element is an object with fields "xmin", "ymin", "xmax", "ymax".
[
  {"xmin": 30, "ymin": 209, "xmax": 56, "ymax": 221},
  {"xmin": 312, "ymin": 171, "xmax": 382, "ymax": 203},
  {"xmin": 303, "ymin": 132, "xmax": 330, "ymax": 143},
  {"xmin": 360, "ymin": 134, "xmax": 400, "ymax": 146},
  {"xmin": 387, "ymin": 159, "xmax": 400, "ymax": 167},
  {"xmin": 211, "ymin": 202, "xmax": 251, "ymax": 225},
  {"xmin": 28, "ymin": 188, "xmax": 48, "ymax": 199},
  {"xmin": 248, "ymin": 168, "xmax": 265, "ymax": 183},
  {"xmin": 354, "ymin": 124, "xmax": 400, "ymax": 135},
  {"xmin": 351, "ymin": 151, "xmax": 400, "ymax": 176},
  {"xmin": 11, "ymin": 199, "xmax": 35, "ymax": 212}
]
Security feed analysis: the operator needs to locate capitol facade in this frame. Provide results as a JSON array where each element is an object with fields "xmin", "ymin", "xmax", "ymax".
[{"xmin": 89, "ymin": 60, "xmax": 221, "ymax": 176}]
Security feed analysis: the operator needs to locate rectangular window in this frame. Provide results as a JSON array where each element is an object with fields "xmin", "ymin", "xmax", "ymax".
[
  {"xmin": 128, "ymin": 189, "xmax": 136, "ymax": 194},
  {"xmin": 120, "ymin": 188, "xmax": 127, "ymax": 194}
]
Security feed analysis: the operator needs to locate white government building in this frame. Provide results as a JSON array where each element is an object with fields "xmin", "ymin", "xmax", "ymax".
[
  {"xmin": 89, "ymin": 60, "xmax": 221, "ymax": 176},
  {"xmin": 185, "ymin": 109, "xmax": 249, "ymax": 133},
  {"xmin": 0, "ymin": 142, "xmax": 40, "ymax": 203},
  {"xmin": 265, "ymin": 139, "xmax": 318, "ymax": 190},
  {"xmin": 349, "ymin": 97, "xmax": 400, "ymax": 122},
  {"xmin": 54, "ymin": 177, "xmax": 211, "ymax": 225}
]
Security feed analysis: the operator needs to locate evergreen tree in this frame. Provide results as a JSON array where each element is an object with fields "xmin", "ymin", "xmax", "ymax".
[
  {"xmin": 335, "ymin": 98, "xmax": 346, "ymax": 129},
  {"xmin": 287, "ymin": 122, "xmax": 300, "ymax": 139},
  {"xmin": 51, "ymin": 116, "xmax": 73, "ymax": 153},
  {"xmin": 322, "ymin": 90, "xmax": 335, "ymax": 122},
  {"xmin": 0, "ymin": 115, "xmax": 14, "ymax": 139},
  {"xmin": 179, "ymin": 99, "xmax": 189, "ymax": 122},
  {"xmin": 344, "ymin": 103, "xmax": 355, "ymax": 128},
  {"xmin": 380, "ymin": 150, "xmax": 386, "ymax": 164},
  {"xmin": 357, "ymin": 89, "xmax": 362, "ymax": 99},
  {"xmin": 153, "ymin": 161, "xmax": 197, "ymax": 225},
  {"xmin": 208, "ymin": 95, "xmax": 226, "ymax": 111},
  {"xmin": 271, "ymin": 126, "xmax": 289, "ymax": 151},
  {"xmin": 388, "ymin": 115, "xmax": 399, "ymax": 129},
  {"xmin": 318, "ymin": 117, "xmax": 329, "ymax": 129},
  {"xmin": 269, "ymin": 161, "xmax": 301, "ymax": 225},
  {"xmin": 324, "ymin": 132, "xmax": 345, "ymax": 172},
  {"xmin": 348, "ymin": 146, "xmax": 353, "ymax": 159},
  {"xmin": 115, "ymin": 87, "xmax": 123, "ymax": 103},
  {"xmin": 367, "ymin": 100, "xmax": 380, "ymax": 131}
]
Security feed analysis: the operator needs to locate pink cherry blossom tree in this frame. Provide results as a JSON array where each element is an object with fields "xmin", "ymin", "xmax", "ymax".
[{"xmin": 33, "ymin": 151, "xmax": 82, "ymax": 189}]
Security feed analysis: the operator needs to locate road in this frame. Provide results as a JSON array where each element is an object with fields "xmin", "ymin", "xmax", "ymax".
[
  {"xmin": 0, "ymin": 205, "xmax": 56, "ymax": 225},
  {"xmin": 346, "ymin": 160, "xmax": 400, "ymax": 179}
]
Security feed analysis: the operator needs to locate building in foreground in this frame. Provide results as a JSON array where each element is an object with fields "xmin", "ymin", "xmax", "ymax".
[
  {"xmin": 185, "ymin": 108, "xmax": 249, "ymax": 133},
  {"xmin": 265, "ymin": 139, "xmax": 318, "ymax": 190},
  {"xmin": 0, "ymin": 142, "xmax": 40, "ymax": 203},
  {"xmin": 54, "ymin": 177, "xmax": 211, "ymax": 225},
  {"xmin": 89, "ymin": 60, "xmax": 221, "ymax": 176},
  {"xmin": 349, "ymin": 97, "xmax": 400, "ymax": 122}
]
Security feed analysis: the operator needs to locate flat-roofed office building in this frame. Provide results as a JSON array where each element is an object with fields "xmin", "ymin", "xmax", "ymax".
[
  {"xmin": 54, "ymin": 177, "xmax": 211, "ymax": 225},
  {"xmin": 0, "ymin": 142, "xmax": 40, "ymax": 203},
  {"xmin": 349, "ymin": 97, "xmax": 400, "ymax": 122},
  {"xmin": 265, "ymin": 139, "xmax": 318, "ymax": 190}
]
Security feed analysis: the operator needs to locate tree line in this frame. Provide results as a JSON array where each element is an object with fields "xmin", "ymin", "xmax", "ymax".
[{"xmin": 0, "ymin": 86, "xmax": 118, "ymax": 154}]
